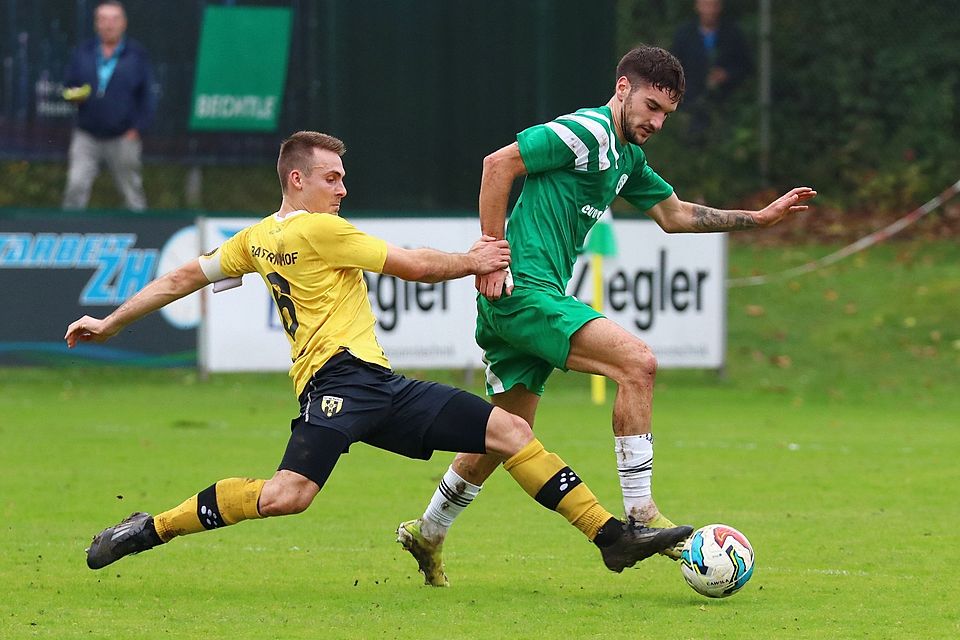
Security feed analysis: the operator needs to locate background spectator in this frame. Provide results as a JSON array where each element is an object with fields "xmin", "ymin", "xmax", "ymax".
[
  {"xmin": 671, "ymin": 0, "xmax": 752, "ymax": 145},
  {"xmin": 62, "ymin": 0, "xmax": 155, "ymax": 211}
]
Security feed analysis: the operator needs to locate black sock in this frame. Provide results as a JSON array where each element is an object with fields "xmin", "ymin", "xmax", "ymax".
[
  {"xmin": 145, "ymin": 518, "xmax": 165, "ymax": 547},
  {"xmin": 593, "ymin": 517, "xmax": 623, "ymax": 548}
]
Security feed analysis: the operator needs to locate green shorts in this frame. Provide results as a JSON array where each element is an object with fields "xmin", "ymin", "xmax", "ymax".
[{"xmin": 476, "ymin": 286, "xmax": 603, "ymax": 396}]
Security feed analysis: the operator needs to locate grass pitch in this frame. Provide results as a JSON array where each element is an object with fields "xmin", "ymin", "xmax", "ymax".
[{"xmin": 2, "ymin": 240, "xmax": 958, "ymax": 639}]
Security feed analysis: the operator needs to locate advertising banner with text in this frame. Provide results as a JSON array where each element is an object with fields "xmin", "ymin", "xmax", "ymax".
[
  {"xmin": 0, "ymin": 211, "xmax": 198, "ymax": 365},
  {"xmin": 189, "ymin": 6, "xmax": 292, "ymax": 132},
  {"xmin": 201, "ymin": 218, "xmax": 726, "ymax": 372},
  {"xmin": 568, "ymin": 225, "xmax": 727, "ymax": 368}
]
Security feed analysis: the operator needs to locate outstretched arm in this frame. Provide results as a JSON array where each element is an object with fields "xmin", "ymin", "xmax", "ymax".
[
  {"xmin": 64, "ymin": 259, "xmax": 210, "ymax": 347},
  {"xmin": 477, "ymin": 142, "xmax": 528, "ymax": 299},
  {"xmin": 645, "ymin": 187, "xmax": 817, "ymax": 233},
  {"xmin": 380, "ymin": 236, "xmax": 510, "ymax": 283}
]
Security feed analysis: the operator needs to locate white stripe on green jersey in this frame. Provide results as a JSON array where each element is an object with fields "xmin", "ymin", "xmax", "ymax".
[
  {"xmin": 544, "ymin": 121, "xmax": 591, "ymax": 171},
  {"xmin": 580, "ymin": 110, "xmax": 620, "ymax": 165},
  {"xmin": 557, "ymin": 113, "xmax": 615, "ymax": 170}
]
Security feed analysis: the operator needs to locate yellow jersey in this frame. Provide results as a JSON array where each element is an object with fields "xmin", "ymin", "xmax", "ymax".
[{"xmin": 199, "ymin": 211, "xmax": 390, "ymax": 395}]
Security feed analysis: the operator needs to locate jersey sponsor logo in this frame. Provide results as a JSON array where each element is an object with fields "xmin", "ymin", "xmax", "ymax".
[
  {"xmin": 580, "ymin": 204, "xmax": 607, "ymax": 220},
  {"xmin": 321, "ymin": 395, "xmax": 343, "ymax": 417},
  {"xmin": 0, "ymin": 232, "xmax": 157, "ymax": 305},
  {"xmin": 250, "ymin": 245, "xmax": 299, "ymax": 266},
  {"xmin": 616, "ymin": 174, "xmax": 629, "ymax": 194}
]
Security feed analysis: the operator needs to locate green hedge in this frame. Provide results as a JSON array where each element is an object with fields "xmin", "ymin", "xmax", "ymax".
[{"xmin": 618, "ymin": 0, "xmax": 960, "ymax": 212}]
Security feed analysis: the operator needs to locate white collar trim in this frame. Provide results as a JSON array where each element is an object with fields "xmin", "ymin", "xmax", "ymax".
[{"xmin": 274, "ymin": 209, "xmax": 308, "ymax": 222}]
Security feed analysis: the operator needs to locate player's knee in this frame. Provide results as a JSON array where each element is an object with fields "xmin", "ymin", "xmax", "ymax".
[
  {"xmin": 258, "ymin": 475, "xmax": 317, "ymax": 516},
  {"xmin": 260, "ymin": 491, "xmax": 313, "ymax": 516},
  {"xmin": 618, "ymin": 341, "xmax": 658, "ymax": 386},
  {"xmin": 505, "ymin": 412, "xmax": 534, "ymax": 443},
  {"xmin": 484, "ymin": 408, "xmax": 534, "ymax": 457}
]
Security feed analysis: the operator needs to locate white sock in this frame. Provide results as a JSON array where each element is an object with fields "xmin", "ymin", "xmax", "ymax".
[
  {"xmin": 615, "ymin": 434, "xmax": 655, "ymax": 521},
  {"xmin": 421, "ymin": 466, "xmax": 482, "ymax": 542}
]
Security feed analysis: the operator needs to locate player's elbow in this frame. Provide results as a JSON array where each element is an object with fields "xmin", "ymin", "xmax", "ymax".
[
  {"xmin": 482, "ymin": 144, "xmax": 525, "ymax": 180},
  {"xmin": 482, "ymin": 152, "xmax": 501, "ymax": 175},
  {"xmin": 648, "ymin": 209, "xmax": 686, "ymax": 234},
  {"xmin": 645, "ymin": 213, "xmax": 680, "ymax": 234},
  {"xmin": 164, "ymin": 262, "xmax": 209, "ymax": 295},
  {"xmin": 658, "ymin": 219, "xmax": 684, "ymax": 234}
]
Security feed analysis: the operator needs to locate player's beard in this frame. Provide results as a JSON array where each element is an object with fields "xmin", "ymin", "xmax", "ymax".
[{"xmin": 620, "ymin": 91, "xmax": 647, "ymax": 146}]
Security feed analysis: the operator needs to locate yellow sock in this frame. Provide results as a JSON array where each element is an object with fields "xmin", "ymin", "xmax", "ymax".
[
  {"xmin": 153, "ymin": 477, "xmax": 265, "ymax": 542},
  {"xmin": 646, "ymin": 512, "xmax": 676, "ymax": 528},
  {"xmin": 503, "ymin": 439, "xmax": 614, "ymax": 541}
]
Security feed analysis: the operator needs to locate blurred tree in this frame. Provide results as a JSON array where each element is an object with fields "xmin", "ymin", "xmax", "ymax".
[{"xmin": 615, "ymin": 0, "xmax": 960, "ymax": 214}]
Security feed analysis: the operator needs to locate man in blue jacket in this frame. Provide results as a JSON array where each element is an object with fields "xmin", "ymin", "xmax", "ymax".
[
  {"xmin": 62, "ymin": 1, "xmax": 155, "ymax": 211},
  {"xmin": 670, "ymin": 0, "xmax": 752, "ymax": 145}
]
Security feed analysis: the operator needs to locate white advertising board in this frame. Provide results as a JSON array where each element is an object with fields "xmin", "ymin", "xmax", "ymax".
[
  {"xmin": 568, "ymin": 225, "xmax": 727, "ymax": 368},
  {"xmin": 199, "ymin": 217, "xmax": 726, "ymax": 372}
]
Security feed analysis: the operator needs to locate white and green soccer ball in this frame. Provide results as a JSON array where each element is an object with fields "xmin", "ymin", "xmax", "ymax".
[{"xmin": 680, "ymin": 524, "xmax": 755, "ymax": 598}]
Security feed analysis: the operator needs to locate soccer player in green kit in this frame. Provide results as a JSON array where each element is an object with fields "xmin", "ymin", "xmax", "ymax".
[{"xmin": 398, "ymin": 45, "xmax": 815, "ymax": 586}]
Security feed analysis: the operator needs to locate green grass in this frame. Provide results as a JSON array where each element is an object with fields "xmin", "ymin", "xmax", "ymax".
[{"xmin": 2, "ymin": 240, "xmax": 959, "ymax": 639}]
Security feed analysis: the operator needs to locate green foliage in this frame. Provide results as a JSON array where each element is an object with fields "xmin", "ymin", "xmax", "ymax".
[
  {"xmin": 769, "ymin": 1, "xmax": 960, "ymax": 210},
  {"xmin": 0, "ymin": 161, "xmax": 66, "ymax": 208},
  {"xmin": 618, "ymin": 0, "xmax": 960, "ymax": 212},
  {"xmin": 1, "ymin": 241, "xmax": 959, "ymax": 638}
]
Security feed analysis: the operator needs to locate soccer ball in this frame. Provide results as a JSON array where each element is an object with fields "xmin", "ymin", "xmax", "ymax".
[{"xmin": 679, "ymin": 524, "xmax": 755, "ymax": 598}]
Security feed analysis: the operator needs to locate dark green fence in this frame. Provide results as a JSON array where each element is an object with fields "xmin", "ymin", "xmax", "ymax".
[{"xmin": 1, "ymin": 0, "xmax": 616, "ymax": 210}]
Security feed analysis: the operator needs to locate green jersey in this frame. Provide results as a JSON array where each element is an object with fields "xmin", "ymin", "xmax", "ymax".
[{"xmin": 510, "ymin": 105, "xmax": 674, "ymax": 292}]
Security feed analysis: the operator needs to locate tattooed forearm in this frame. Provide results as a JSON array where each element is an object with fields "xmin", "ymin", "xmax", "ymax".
[{"xmin": 692, "ymin": 206, "xmax": 758, "ymax": 231}]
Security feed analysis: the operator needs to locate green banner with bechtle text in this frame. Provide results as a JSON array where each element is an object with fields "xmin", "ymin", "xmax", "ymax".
[{"xmin": 189, "ymin": 6, "xmax": 292, "ymax": 132}]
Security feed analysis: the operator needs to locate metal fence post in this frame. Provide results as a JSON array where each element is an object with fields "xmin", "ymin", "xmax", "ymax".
[{"xmin": 758, "ymin": 0, "xmax": 772, "ymax": 187}]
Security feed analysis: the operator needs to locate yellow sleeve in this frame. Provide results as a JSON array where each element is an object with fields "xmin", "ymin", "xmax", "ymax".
[
  {"xmin": 304, "ymin": 216, "xmax": 387, "ymax": 272},
  {"xmin": 198, "ymin": 226, "xmax": 255, "ymax": 281}
]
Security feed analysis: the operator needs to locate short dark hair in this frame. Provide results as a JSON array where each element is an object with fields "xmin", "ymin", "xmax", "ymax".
[
  {"xmin": 96, "ymin": 1, "xmax": 126, "ymax": 14},
  {"xmin": 277, "ymin": 131, "xmax": 346, "ymax": 193},
  {"xmin": 616, "ymin": 45, "xmax": 686, "ymax": 103}
]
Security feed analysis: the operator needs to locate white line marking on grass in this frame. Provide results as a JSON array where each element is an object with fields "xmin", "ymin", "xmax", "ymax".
[
  {"xmin": 672, "ymin": 440, "xmax": 856, "ymax": 454},
  {"xmin": 762, "ymin": 566, "xmax": 871, "ymax": 576}
]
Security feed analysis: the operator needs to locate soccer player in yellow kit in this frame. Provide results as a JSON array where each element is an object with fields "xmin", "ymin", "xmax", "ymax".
[{"xmin": 65, "ymin": 131, "xmax": 691, "ymax": 583}]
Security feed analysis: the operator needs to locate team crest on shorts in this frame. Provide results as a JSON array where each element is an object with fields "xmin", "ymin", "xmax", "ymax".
[{"xmin": 321, "ymin": 395, "xmax": 343, "ymax": 417}]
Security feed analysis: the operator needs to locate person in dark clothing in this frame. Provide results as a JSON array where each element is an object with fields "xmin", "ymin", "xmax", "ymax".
[
  {"xmin": 62, "ymin": 0, "xmax": 155, "ymax": 211},
  {"xmin": 670, "ymin": 0, "xmax": 752, "ymax": 144}
]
